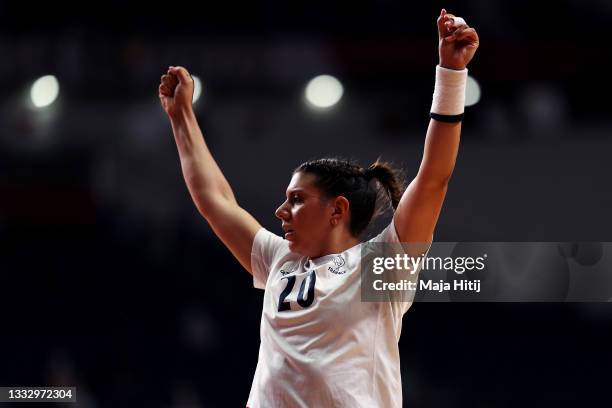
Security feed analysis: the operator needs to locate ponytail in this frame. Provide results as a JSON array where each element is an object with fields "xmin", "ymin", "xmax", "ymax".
[{"xmin": 365, "ymin": 159, "xmax": 405, "ymax": 210}]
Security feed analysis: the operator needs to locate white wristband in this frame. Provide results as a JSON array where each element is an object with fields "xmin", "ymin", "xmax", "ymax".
[{"xmin": 431, "ymin": 65, "xmax": 468, "ymax": 117}]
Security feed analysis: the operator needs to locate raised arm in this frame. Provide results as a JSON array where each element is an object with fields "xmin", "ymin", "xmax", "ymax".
[
  {"xmin": 159, "ymin": 66, "xmax": 261, "ymax": 273},
  {"xmin": 394, "ymin": 9, "xmax": 479, "ymax": 243}
]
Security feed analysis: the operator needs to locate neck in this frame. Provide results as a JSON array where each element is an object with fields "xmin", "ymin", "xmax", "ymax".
[{"xmin": 314, "ymin": 227, "xmax": 360, "ymax": 258}]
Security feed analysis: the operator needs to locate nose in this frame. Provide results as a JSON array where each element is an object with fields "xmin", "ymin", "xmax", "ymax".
[{"xmin": 275, "ymin": 200, "xmax": 290, "ymax": 221}]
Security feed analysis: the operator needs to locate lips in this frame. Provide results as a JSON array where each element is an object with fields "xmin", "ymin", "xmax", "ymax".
[{"xmin": 282, "ymin": 225, "xmax": 295, "ymax": 240}]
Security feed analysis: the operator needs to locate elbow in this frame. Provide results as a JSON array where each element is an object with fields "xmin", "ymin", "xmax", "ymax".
[
  {"xmin": 187, "ymin": 184, "xmax": 236, "ymax": 217},
  {"xmin": 195, "ymin": 201, "xmax": 212, "ymax": 220},
  {"xmin": 194, "ymin": 193, "xmax": 234, "ymax": 220},
  {"xmin": 416, "ymin": 171, "xmax": 452, "ymax": 190},
  {"xmin": 416, "ymin": 160, "xmax": 456, "ymax": 188}
]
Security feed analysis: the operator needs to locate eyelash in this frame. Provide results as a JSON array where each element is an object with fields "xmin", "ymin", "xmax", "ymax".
[{"xmin": 289, "ymin": 195, "xmax": 302, "ymax": 204}]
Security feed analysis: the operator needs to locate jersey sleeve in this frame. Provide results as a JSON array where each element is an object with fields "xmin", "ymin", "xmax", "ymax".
[
  {"xmin": 368, "ymin": 219, "xmax": 433, "ymax": 315},
  {"xmin": 251, "ymin": 228, "xmax": 288, "ymax": 290},
  {"xmin": 369, "ymin": 219, "xmax": 402, "ymax": 244},
  {"xmin": 369, "ymin": 217, "xmax": 433, "ymax": 252}
]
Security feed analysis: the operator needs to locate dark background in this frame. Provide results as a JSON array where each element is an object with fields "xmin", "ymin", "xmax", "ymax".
[{"xmin": 1, "ymin": 0, "xmax": 611, "ymax": 407}]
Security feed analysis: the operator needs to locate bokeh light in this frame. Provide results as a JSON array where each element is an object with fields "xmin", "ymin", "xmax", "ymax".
[
  {"xmin": 192, "ymin": 75, "xmax": 202, "ymax": 104},
  {"xmin": 30, "ymin": 75, "xmax": 60, "ymax": 108},
  {"xmin": 305, "ymin": 75, "xmax": 343, "ymax": 109},
  {"xmin": 465, "ymin": 75, "xmax": 481, "ymax": 107}
]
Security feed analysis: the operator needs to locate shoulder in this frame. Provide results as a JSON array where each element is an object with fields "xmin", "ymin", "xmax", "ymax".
[
  {"xmin": 252, "ymin": 227, "xmax": 294, "ymax": 268},
  {"xmin": 367, "ymin": 220, "xmax": 402, "ymax": 244},
  {"xmin": 254, "ymin": 227, "xmax": 288, "ymax": 249}
]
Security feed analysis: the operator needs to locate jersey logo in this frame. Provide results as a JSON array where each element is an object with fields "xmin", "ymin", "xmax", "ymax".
[
  {"xmin": 328, "ymin": 255, "xmax": 347, "ymax": 275},
  {"xmin": 279, "ymin": 262, "xmax": 299, "ymax": 276}
]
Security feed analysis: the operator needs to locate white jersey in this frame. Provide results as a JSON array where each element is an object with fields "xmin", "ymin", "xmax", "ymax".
[{"xmin": 247, "ymin": 221, "xmax": 422, "ymax": 408}]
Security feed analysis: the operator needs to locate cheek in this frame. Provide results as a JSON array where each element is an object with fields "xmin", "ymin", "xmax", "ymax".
[
  {"xmin": 294, "ymin": 206, "xmax": 326, "ymax": 232},
  {"xmin": 294, "ymin": 206, "xmax": 314, "ymax": 223},
  {"xmin": 291, "ymin": 206, "xmax": 305, "ymax": 223}
]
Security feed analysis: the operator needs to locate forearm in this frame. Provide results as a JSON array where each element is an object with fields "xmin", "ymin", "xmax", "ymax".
[
  {"xmin": 416, "ymin": 59, "xmax": 468, "ymax": 185},
  {"xmin": 417, "ymin": 119, "xmax": 461, "ymax": 184},
  {"xmin": 170, "ymin": 110, "xmax": 237, "ymax": 212}
]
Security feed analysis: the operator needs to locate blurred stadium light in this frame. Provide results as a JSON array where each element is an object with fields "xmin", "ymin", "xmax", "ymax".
[
  {"xmin": 30, "ymin": 75, "xmax": 59, "ymax": 108},
  {"xmin": 192, "ymin": 75, "xmax": 202, "ymax": 104},
  {"xmin": 305, "ymin": 75, "xmax": 344, "ymax": 109},
  {"xmin": 465, "ymin": 75, "xmax": 481, "ymax": 107}
]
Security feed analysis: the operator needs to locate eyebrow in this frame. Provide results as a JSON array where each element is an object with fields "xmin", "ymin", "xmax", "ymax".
[{"xmin": 286, "ymin": 188, "xmax": 306, "ymax": 196}]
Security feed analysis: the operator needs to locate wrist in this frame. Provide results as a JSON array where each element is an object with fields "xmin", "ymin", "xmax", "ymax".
[
  {"xmin": 439, "ymin": 62, "xmax": 466, "ymax": 71},
  {"xmin": 170, "ymin": 107, "xmax": 197, "ymax": 126}
]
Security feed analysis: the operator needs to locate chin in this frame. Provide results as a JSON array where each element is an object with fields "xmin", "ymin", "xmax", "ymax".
[
  {"xmin": 287, "ymin": 241, "xmax": 308, "ymax": 256},
  {"xmin": 287, "ymin": 241, "xmax": 300, "ymax": 253}
]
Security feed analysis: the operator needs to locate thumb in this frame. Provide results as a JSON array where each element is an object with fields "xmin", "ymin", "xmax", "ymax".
[
  {"xmin": 436, "ymin": 9, "xmax": 448, "ymax": 40},
  {"xmin": 168, "ymin": 66, "xmax": 192, "ymax": 84}
]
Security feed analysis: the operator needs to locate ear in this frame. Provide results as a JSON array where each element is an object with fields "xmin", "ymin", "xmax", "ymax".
[{"xmin": 330, "ymin": 196, "xmax": 350, "ymax": 225}]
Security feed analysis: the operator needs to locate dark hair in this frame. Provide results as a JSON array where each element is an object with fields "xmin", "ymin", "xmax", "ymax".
[{"xmin": 295, "ymin": 157, "xmax": 405, "ymax": 237}]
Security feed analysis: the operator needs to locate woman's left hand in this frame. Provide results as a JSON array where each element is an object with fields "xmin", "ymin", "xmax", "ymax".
[{"xmin": 437, "ymin": 9, "xmax": 480, "ymax": 70}]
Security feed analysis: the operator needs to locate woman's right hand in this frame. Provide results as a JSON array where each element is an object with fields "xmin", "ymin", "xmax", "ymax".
[{"xmin": 159, "ymin": 66, "xmax": 195, "ymax": 119}]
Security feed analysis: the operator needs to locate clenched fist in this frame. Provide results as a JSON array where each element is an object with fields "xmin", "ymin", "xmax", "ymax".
[
  {"xmin": 437, "ymin": 9, "xmax": 479, "ymax": 71},
  {"xmin": 159, "ymin": 66, "xmax": 195, "ymax": 118}
]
